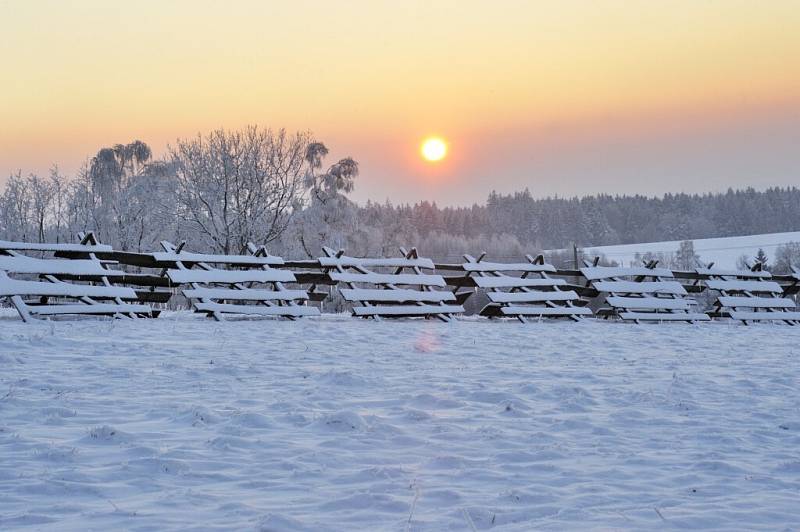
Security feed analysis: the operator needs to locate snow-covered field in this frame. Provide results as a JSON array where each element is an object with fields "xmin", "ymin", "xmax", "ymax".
[
  {"xmin": 583, "ymin": 231, "xmax": 800, "ymax": 268},
  {"xmin": 2, "ymin": 312, "xmax": 800, "ymax": 530}
]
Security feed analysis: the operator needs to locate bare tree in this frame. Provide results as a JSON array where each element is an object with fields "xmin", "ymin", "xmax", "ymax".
[
  {"xmin": 48, "ymin": 167, "xmax": 69, "ymax": 242},
  {"xmin": 674, "ymin": 240, "xmax": 699, "ymax": 270},
  {"xmin": 0, "ymin": 172, "xmax": 33, "ymax": 241},
  {"xmin": 109, "ymin": 161, "xmax": 177, "ymax": 251},
  {"xmin": 170, "ymin": 126, "xmax": 311, "ymax": 254},
  {"xmin": 28, "ymin": 173, "xmax": 55, "ymax": 243},
  {"xmin": 0, "ymin": 171, "xmax": 63, "ymax": 243},
  {"xmin": 65, "ymin": 163, "xmax": 102, "ymax": 240},
  {"xmin": 774, "ymin": 242, "xmax": 800, "ymax": 274}
]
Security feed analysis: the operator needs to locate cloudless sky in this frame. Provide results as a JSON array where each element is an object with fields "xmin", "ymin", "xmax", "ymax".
[{"xmin": 1, "ymin": 0, "xmax": 798, "ymax": 205}]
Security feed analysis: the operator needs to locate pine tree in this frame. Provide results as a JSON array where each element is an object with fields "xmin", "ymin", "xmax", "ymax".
[{"xmin": 754, "ymin": 248, "xmax": 770, "ymax": 271}]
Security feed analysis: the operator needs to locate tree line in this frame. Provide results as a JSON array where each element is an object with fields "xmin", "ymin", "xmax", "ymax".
[
  {"xmin": 374, "ymin": 187, "xmax": 800, "ymax": 250},
  {"xmin": 2, "ymin": 126, "xmax": 799, "ymax": 270},
  {"xmin": 0, "ymin": 128, "xmax": 358, "ymax": 258}
]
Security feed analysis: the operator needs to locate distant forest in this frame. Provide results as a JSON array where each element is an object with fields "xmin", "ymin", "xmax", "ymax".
[
  {"xmin": 363, "ymin": 187, "xmax": 800, "ymax": 251},
  {"xmin": 2, "ymin": 130, "xmax": 799, "ymax": 266}
]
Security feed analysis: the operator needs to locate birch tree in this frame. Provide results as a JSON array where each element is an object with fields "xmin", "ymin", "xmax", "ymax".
[{"xmin": 287, "ymin": 142, "xmax": 360, "ymax": 257}]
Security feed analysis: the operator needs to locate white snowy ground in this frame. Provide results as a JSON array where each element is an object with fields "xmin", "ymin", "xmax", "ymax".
[
  {"xmin": 576, "ymin": 230, "xmax": 800, "ymax": 268},
  {"xmin": 2, "ymin": 312, "xmax": 800, "ymax": 531}
]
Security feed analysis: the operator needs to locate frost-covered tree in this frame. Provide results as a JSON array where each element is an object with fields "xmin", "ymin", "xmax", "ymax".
[
  {"xmin": 736, "ymin": 254, "xmax": 751, "ymax": 271},
  {"xmin": 88, "ymin": 148, "xmax": 122, "ymax": 211},
  {"xmin": 65, "ymin": 164, "xmax": 102, "ymax": 240},
  {"xmin": 88, "ymin": 140, "xmax": 152, "ymax": 206},
  {"xmin": 110, "ymin": 161, "xmax": 178, "ymax": 251},
  {"xmin": 773, "ymin": 242, "xmax": 800, "ymax": 274},
  {"xmin": 66, "ymin": 140, "xmax": 176, "ymax": 250},
  {"xmin": 28, "ymin": 173, "xmax": 56, "ymax": 243},
  {"xmin": 48, "ymin": 167, "xmax": 70, "ymax": 242},
  {"xmin": 170, "ymin": 127, "xmax": 310, "ymax": 254},
  {"xmin": 0, "ymin": 170, "xmax": 70, "ymax": 243},
  {"xmin": 634, "ymin": 251, "xmax": 674, "ymax": 269},
  {"xmin": 285, "ymin": 142, "xmax": 360, "ymax": 257},
  {"xmin": 0, "ymin": 172, "xmax": 33, "ymax": 241},
  {"xmin": 754, "ymin": 248, "xmax": 769, "ymax": 270},
  {"xmin": 674, "ymin": 240, "xmax": 699, "ymax": 270},
  {"xmin": 4, "ymin": 136, "xmax": 800, "ymax": 259}
]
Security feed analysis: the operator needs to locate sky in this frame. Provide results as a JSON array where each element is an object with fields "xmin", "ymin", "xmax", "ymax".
[{"xmin": 1, "ymin": 0, "xmax": 799, "ymax": 206}]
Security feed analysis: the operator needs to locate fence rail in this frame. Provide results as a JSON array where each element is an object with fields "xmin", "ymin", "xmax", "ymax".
[{"xmin": 1, "ymin": 234, "xmax": 798, "ymax": 324}]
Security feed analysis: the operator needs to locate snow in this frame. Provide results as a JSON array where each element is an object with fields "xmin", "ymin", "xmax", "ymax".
[
  {"xmin": 616, "ymin": 311, "xmax": 711, "ymax": 321},
  {"xmin": 705, "ymin": 280, "xmax": 783, "ymax": 293},
  {"xmin": 582, "ymin": 231, "xmax": 800, "ymax": 268},
  {"xmin": 166, "ymin": 268, "xmax": 296, "ymax": 284},
  {"xmin": 462, "ymin": 262, "xmax": 556, "ymax": 273},
  {"xmin": 473, "ymin": 277, "xmax": 565, "ymax": 289},
  {"xmin": 152, "ymin": 251, "xmax": 285, "ymax": 266},
  {"xmin": 694, "ymin": 268, "xmax": 771, "ymax": 279},
  {"xmin": 329, "ymin": 272, "xmax": 446, "ymax": 287},
  {"xmin": 717, "ymin": 296, "xmax": 796, "ymax": 309},
  {"xmin": 580, "ymin": 266, "xmax": 674, "ymax": 280},
  {"xmin": 497, "ymin": 306, "xmax": 593, "ymax": 316},
  {"xmin": 182, "ymin": 287, "xmax": 310, "ymax": 301},
  {"xmin": 319, "ymin": 256, "xmax": 435, "ymax": 269},
  {"xmin": 593, "ymin": 280, "xmax": 687, "ymax": 295},
  {"xmin": 605, "ymin": 296, "xmax": 692, "ymax": 311},
  {"xmin": 0, "ymin": 276, "xmax": 137, "ymax": 299},
  {"xmin": 2, "ymin": 314, "xmax": 799, "ymax": 529},
  {"xmin": 726, "ymin": 311, "xmax": 800, "ymax": 321},
  {"xmin": 192, "ymin": 302, "xmax": 320, "ymax": 317},
  {"xmin": 339, "ymin": 288, "xmax": 456, "ymax": 303},
  {"xmin": 351, "ymin": 304, "xmax": 464, "ymax": 316},
  {"xmin": 23, "ymin": 303, "xmax": 152, "ymax": 316},
  {"xmin": 487, "ymin": 290, "xmax": 579, "ymax": 303},
  {"xmin": 0, "ymin": 240, "xmax": 113, "ymax": 252},
  {"xmin": 0, "ymin": 256, "xmax": 112, "ymax": 276}
]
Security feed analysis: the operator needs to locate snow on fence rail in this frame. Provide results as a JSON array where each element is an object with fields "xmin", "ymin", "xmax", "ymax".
[
  {"xmin": 0, "ymin": 233, "xmax": 154, "ymax": 321},
  {"xmin": 580, "ymin": 257, "xmax": 710, "ymax": 323},
  {"xmin": 322, "ymin": 246, "xmax": 463, "ymax": 321},
  {"xmin": 442, "ymin": 253, "xmax": 591, "ymax": 322},
  {"xmin": 159, "ymin": 241, "xmax": 319, "ymax": 321},
  {"xmin": 697, "ymin": 263, "xmax": 800, "ymax": 325},
  {"xmin": 52, "ymin": 242, "xmax": 175, "ymax": 305},
  {"xmin": 1, "ymin": 236, "xmax": 798, "ymax": 324},
  {"xmin": 777, "ymin": 267, "xmax": 800, "ymax": 296}
]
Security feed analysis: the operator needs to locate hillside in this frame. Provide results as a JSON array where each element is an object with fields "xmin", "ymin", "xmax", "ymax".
[{"xmin": 582, "ymin": 231, "xmax": 800, "ymax": 268}]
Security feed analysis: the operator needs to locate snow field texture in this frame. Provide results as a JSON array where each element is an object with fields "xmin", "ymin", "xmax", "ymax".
[
  {"xmin": 583, "ymin": 230, "xmax": 800, "ymax": 268},
  {"xmin": 1, "ymin": 312, "xmax": 799, "ymax": 530}
]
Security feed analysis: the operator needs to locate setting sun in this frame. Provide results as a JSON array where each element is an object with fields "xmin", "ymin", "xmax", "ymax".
[{"xmin": 421, "ymin": 137, "xmax": 448, "ymax": 162}]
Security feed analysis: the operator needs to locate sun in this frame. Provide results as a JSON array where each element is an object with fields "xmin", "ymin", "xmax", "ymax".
[{"xmin": 421, "ymin": 137, "xmax": 447, "ymax": 162}]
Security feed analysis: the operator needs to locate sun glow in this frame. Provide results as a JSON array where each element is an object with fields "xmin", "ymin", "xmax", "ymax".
[{"xmin": 421, "ymin": 137, "xmax": 447, "ymax": 162}]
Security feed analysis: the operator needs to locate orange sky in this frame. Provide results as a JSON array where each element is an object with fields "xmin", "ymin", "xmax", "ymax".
[{"xmin": 1, "ymin": 0, "xmax": 799, "ymax": 204}]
